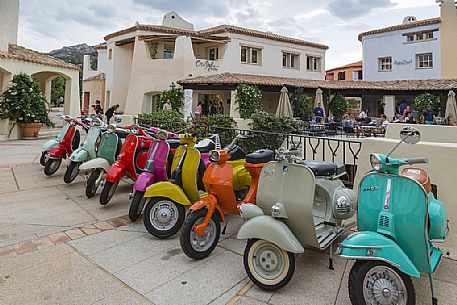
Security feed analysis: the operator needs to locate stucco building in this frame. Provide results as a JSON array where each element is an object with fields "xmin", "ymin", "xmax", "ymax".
[
  {"xmin": 325, "ymin": 61, "xmax": 363, "ymax": 81},
  {"xmin": 0, "ymin": 0, "xmax": 80, "ymax": 140},
  {"xmin": 83, "ymin": 12, "xmax": 328, "ymax": 117},
  {"xmin": 361, "ymin": 0, "xmax": 457, "ymax": 81}
]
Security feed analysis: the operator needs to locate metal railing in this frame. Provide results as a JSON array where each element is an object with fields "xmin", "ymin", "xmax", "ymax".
[{"xmin": 205, "ymin": 126, "xmax": 362, "ymax": 188}]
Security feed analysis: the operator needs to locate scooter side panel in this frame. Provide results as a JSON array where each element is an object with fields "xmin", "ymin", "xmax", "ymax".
[
  {"xmin": 339, "ymin": 231, "xmax": 421, "ymax": 278},
  {"xmin": 358, "ymin": 173, "xmax": 431, "ymax": 274},
  {"xmin": 48, "ymin": 145, "xmax": 67, "ymax": 159},
  {"xmin": 144, "ymin": 181, "xmax": 192, "ymax": 206},
  {"xmin": 134, "ymin": 172, "xmax": 155, "ymax": 192},
  {"xmin": 181, "ymin": 147, "xmax": 201, "ymax": 204},
  {"xmin": 82, "ymin": 127, "xmax": 101, "ymax": 160},
  {"xmin": 257, "ymin": 162, "xmax": 319, "ymax": 249},
  {"xmin": 42, "ymin": 139, "xmax": 60, "ymax": 152},
  {"xmin": 79, "ymin": 158, "xmax": 110, "ymax": 172},
  {"xmin": 98, "ymin": 133, "xmax": 119, "ymax": 165},
  {"xmin": 237, "ymin": 215, "xmax": 305, "ymax": 253}
]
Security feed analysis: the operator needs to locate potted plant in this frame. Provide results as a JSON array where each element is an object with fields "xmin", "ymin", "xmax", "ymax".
[
  {"xmin": 0, "ymin": 73, "xmax": 53, "ymax": 139},
  {"xmin": 329, "ymin": 93, "xmax": 348, "ymax": 121}
]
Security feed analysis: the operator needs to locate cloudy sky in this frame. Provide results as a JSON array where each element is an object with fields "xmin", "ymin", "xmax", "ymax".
[{"xmin": 17, "ymin": 0, "xmax": 440, "ymax": 69}]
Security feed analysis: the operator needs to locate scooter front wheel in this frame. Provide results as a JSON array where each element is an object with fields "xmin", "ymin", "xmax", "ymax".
[
  {"xmin": 348, "ymin": 260, "xmax": 415, "ymax": 305},
  {"xmin": 243, "ymin": 239, "xmax": 295, "ymax": 291},
  {"xmin": 180, "ymin": 209, "xmax": 221, "ymax": 260},
  {"xmin": 128, "ymin": 191, "xmax": 146, "ymax": 221},
  {"xmin": 85, "ymin": 169, "xmax": 102, "ymax": 198},
  {"xmin": 143, "ymin": 197, "xmax": 185, "ymax": 238},
  {"xmin": 44, "ymin": 158, "xmax": 62, "ymax": 176},
  {"xmin": 40, "ymin": 152, "xmax": 47, "ymax": 166},
  {"xmin": 64, "ymin": 161, "xmax": 81, "ymax": 184},
  {"xmin": 99, "ymin": 181, "xmax": 118, "ymax": 205}
]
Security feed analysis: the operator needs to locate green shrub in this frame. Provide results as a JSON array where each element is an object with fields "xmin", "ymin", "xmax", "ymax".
[
  {"xmin": 159, "ymin": 88, "xmax": 184, "ymax": 112},
  {"xmin": 193, "ymin": 114, "xmax": 237, "ymax": 147},
  {"xmin": 414, "ymin": 92, "xmax": 441, "ymax": 115},
  {"xmin": 0, "ymin": 73, "xmax": 53, "ymax": 135},
  {"xmin": 235, "ymin": 84, "xmax": 261, "ymax": 119},
  {"xmin": 329, "ymin": 93, "xmax": 348, "ymax": 119},
  {"xmin": 290, "ymin": 88, "xmax": 311, "ymax": 119},
  {"xmin": 137, "ymin": 110, "xmax": 186, "ymax": 132}
]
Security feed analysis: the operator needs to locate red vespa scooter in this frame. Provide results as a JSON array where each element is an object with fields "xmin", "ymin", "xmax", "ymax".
[
  {"xmin": 99, "ymin": 124, "xmax": 153, "ymax": 206},
  {"xmin": 44, "ymin": 117, "xmax": 88, "ymax": 176}
]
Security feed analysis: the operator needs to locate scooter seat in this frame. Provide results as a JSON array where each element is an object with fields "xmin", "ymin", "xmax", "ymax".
[
  {"xmin": 166, "ymin": 139, "xmax": 181, "ymax": 149},
  {"xmin": 299, "ymin": 160, "xmax": 346, "ymax": 177},
  {"xmin": 246, "ymin": 149, "xmax": 274, "ymax": 164},
  {"xmin": 229, "ymin": 146, "xmax": 246, "ymax": 161},
  {"xmin": 195, "ymin": 139, "xmax": 216, "ymax": 153}
]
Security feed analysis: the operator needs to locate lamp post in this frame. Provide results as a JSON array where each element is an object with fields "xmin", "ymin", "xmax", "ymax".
[{"xmin": 170, "ymin": 82, "xmax": 176, "ymax": 90}]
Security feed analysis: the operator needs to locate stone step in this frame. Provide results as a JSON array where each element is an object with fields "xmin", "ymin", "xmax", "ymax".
[{"xmin": 38, "ymin": 129, "xmax": 60, "ymax": 139}]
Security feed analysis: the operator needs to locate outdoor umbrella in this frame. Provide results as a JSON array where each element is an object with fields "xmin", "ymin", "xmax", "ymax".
[
  {"xmin": 276, "ymin": 86, "xmax": 293, "ymax": 118},
  {"xmin": 445, "ymin": 90, "xmax": 457, "ymax": 124},
  {"xmin": 314, "ymin": 88, "xmax": 325, "ymax": 117}
]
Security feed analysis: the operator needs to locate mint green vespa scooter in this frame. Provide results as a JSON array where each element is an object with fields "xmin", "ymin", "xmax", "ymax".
[
  {"xmin": 338, "ymin": 126, "xmax": 449, "ymax": 305},
  {"xmin": 63, "ymin": 118, "xmax": 105, "ymax": 183}
]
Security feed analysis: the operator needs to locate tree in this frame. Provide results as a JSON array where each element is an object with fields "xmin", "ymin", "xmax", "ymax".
[
  {"xmin": 290, "ymin": 88, "xmax": 311, "ymax": 119},
  {"xmin": 329, "ymin": 93, "xmax": 348, "ymax": 119},
  {"xmin": 159, "ymin": 88, "xmax": 184, "ymax": 112},
  {"xmin": 414, "ymin": 92, "xmax": 441, "ymax": 115},
  {"xmin": 235, "ymin": 84, "xmax": 262, "ymax": 119}
]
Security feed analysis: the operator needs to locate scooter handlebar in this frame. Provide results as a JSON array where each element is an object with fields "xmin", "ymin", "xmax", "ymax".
[{"xmin": 405, "ymin": 157, "xmax": 429, "ymax": 165}]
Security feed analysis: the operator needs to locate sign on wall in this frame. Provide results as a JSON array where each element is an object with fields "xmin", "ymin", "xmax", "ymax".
[
  {"xmin": 195, "ymin": 60, "xmax": 219, "ymax": 71},
  {"xmin": 394, "ymin": 59, "xmax": 413, "ymax": 66}
]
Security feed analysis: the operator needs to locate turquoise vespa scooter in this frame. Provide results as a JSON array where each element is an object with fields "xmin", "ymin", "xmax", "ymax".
[{"xmin": 337, "ymin": 126, "xmax": 449, "ymax": 305}]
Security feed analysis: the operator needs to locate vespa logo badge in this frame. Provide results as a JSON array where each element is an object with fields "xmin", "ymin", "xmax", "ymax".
[{"xmin": 363, "ymin": 186, "xmax": 379, "ymax": 192}]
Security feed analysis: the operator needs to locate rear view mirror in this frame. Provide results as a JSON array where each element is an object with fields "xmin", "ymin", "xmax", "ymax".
[
  {"xmin": 400, "ymin": 126, "xmax": 421, "ymax": 144},
  {"xmin": 114, "ymin": 115, "xmax": 122, "ymax": 124}
]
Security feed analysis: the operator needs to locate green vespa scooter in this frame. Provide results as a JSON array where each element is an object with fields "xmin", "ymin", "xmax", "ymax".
[
  {"xmin": 63, "ymin": 118, "xmax": 105, "ymax": 183},
  {"xmin": 337, "ymin": 126, "xmax": 449, "ymax": 305}
]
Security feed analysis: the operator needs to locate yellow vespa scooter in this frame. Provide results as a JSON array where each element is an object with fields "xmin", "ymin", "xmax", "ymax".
[{"xmin": 142, "ymin": 133, "xmax": 249, "ymax": 238}]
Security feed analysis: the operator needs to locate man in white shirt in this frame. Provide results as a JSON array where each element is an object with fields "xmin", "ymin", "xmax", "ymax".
[{"xmin": 358, "ymin": 108, "xmax": 368, "ymax": 121}]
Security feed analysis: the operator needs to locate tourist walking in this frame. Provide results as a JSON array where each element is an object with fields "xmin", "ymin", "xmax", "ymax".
[{"xmin": 105, "ymin": 104, "xmax": 119, "ymax": 124}]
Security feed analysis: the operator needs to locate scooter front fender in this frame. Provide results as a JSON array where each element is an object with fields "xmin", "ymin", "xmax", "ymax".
[
  {"xmin": 42, "ymin": 139, "xmax": 60, "ymax": 152},
  {"xmin": 338, "ymin": 231, "xmax": 420, "ymax": 278},
  {"xmin": 144, "ymin": 182, "xmax": 191, "ymax": 206},
  {"xmin": 237, "ymin": 215, "xmax": 304, "ymax": 254},
  {"xmin": 48, "ymin": 145, "xmax": 66, "ymax": 159},
  {"xmin": 133, "ymin": 172, "xmax": 155, "ymax": 192},
  {"xmin": 69, "ymin": 148, "xmax": 88, "ymax": 163},
  {"xmin": 190, "ymin": 194, "xmax": 225, "ymax": 223},
  {"xmin": 79, "ymin": 158, "xmax": 110, "ymax": 172},
  {"xmin": 105, "ymin": 162, "xmax": 126, "ymax": 183}
]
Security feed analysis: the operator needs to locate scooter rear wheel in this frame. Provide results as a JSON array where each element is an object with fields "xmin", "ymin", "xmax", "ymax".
[
  {"xmin": 243, "ymin": 239, "xmax": 295, "ymax": 291},
  {"xmin": 348, "ymin": 260, "xmax": 415, "ymax": 305},
  {"xmin": 180, "ymin": 209, "xmax": 221, "ymax": 260},
  {"xmin": 99, "ymin": 181, "xmax": 118, "ymax": 205},
  {"xmin": 143, "ymin": 197, "xmax": 185, "ymax": 238},
  {"xmin": 128, "ymin": 191, "xmax": 146, "ymax": 221},
  {"xmin": 85, "ymin": 169, "xmax": 102, "ymax": 198},
  {"xmin": 44, "ymin": 158, "xmax": 62, "ymax": 176},
  {"xmin": 63, "ymin": 161, "xmax": 81, "ymax": 184}
]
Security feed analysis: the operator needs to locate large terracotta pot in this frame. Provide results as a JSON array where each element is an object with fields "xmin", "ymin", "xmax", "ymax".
[{"xmin": 19, "ymin": 123, "xmax": 42, "ymax": 140}]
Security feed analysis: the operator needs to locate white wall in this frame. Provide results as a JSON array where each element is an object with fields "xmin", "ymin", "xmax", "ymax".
[
  {"xmin": 0, "ymin": 0, "xmax": 19, "ymax": 52},
  {"xmin": 363, "ymin": 24, "xmax": 441, "ymax": 81}
]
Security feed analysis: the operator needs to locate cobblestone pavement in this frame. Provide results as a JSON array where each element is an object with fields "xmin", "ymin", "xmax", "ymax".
[{"xmin": 1, "ymin": 139, "xmax": 456, "ymax": 305}]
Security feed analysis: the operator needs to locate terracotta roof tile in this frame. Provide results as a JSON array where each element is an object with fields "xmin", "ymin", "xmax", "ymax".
[
  {"xmin": 84, "ymin": 73, "xmax": 105, "ymax": 81},
  {"xmin": 0, "ymin": 44, "xmax": 79, "ymax": 71},
  {"xmin": 104, "ymin": 24, "xmax": 328, "ymax": 50},
  {"xmin": 326, "ymin": 60, "xmax": 362, "ymax": 73},
  {"xmin": 178, "ymin": 72, "xmax": 457, "ymax": 91},
  {"xmin": 358, "ymin": 17, "xmax": 441, "ymax": 41}
]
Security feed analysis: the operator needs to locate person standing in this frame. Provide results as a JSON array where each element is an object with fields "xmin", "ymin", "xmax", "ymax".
[
  {"xmin": 163, "ymin": 99, "xmax": 172, "ymax": 111},
  {"xmin": 105, "ymin": 104, "xmax": 119, "ymax": 123},
  {"xmin": 313, "ymin": 102, "xmax": 324, "ymax": 123},
  {"xmin": 421, "ymin": 103, "xmax": 435, "ymax": 125},
  {"xmin": 358, "ymin": 108, "xmax": 368, "ymax": 122},
  {"xmin": 399, "ymin": 100, "xmax": 407, "ymax": 117},
  {"xmin": 195, "ymin": 102, "xmax": 202, "ymax": 118},
  {"xmin": 95, "ymin": 100, "xmax": 102, "ymax": 117}
]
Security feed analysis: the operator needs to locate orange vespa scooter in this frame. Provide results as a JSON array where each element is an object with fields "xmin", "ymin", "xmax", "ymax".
[{"xmin": 179, "ymin": 135, "xmax": 273, "ymax": 260}]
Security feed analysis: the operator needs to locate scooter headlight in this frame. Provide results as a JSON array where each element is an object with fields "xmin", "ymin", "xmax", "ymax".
[
  {"xmin": 370, "ymin": 154, "xmax": 382, "ymax": 171},
  {"xmin": 69, "ymin": 119, "xmax": 76, "ymax": 126},
  {"xmin": 209, "ymin": 150, "xmax": 220, "ymax": 162},
  {"xmin": 107, "ymin": 124, "xmax": 116, "ymax": 133},
  {"xmin": 130, "ymin": 125, "xmax": 139, "ymax": 135},
  {"xmin": 156, "ymin": 130, "xmax": 168, "ymax": 141}
]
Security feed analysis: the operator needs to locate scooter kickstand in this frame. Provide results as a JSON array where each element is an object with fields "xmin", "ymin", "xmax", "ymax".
[
  {"xmin": 222, "ymin": 221, "xmax": 228, "ymax": 235},
  {"xmin": 328, "ymin": 244, "xmax": 334, "ymax": 270},
  {"xmin": 429, "ymin": 274, "xmax": 438, "ymax": 305}
]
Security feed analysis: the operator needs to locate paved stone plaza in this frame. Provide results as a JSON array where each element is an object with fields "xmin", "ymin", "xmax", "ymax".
[{"xmin": 1, "ymin": 139, "xmax": 457, "ymax": 305}]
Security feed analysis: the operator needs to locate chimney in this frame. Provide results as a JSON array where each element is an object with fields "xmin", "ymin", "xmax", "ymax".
[
  {"xmin": 440, "ymin": 0, "xmax": 457, "ymax": 78},
  {"xmin": 0, "ymin": 0, "xmax": 20, "ymax": 52}
]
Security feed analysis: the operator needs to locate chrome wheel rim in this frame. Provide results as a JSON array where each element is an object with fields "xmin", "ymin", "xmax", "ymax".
[
  {"xmin": 150, "ymin": 200, "xmax": 179, "ymax": 231},
  {"xmin": 190, "ymin": 217, "xmax": 217, "ymax": 252},
  {"xmin": 252, "ymin": 242, "xmax": 285, "ymax": 280},
  {"xmin": 50, "ymin": 159, "xmax": 60, "ymax": 172},
  {"xmin": 363, "ymin": 265, "xmax": 408, "ymax": 305}
]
